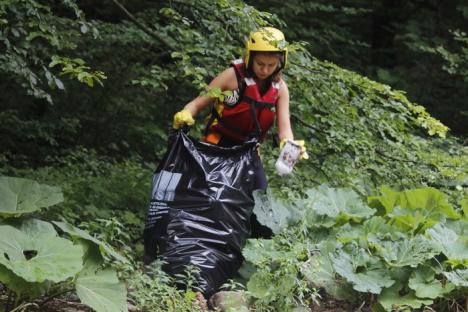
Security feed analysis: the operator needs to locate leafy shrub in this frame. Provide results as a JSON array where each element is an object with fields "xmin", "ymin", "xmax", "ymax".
[
  {"xmin": 127, "ymin": 261, "xmax": 205, "ymax": 312},
  {"xmin": 0, "ymin": 176, "xmax": 128, "ymax": 312},
  {"xmin": 244, "ymin": 186, "xmax": 468, "ymax": 311},
  {"xmin": 2, "ymin": 149, "xmax": 154, "ymax": 244}
]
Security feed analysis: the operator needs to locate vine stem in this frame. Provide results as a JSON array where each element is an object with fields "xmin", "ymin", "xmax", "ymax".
[{"xmin": 38, "ymin": 288, "xmax": 74, "ymax": 307}]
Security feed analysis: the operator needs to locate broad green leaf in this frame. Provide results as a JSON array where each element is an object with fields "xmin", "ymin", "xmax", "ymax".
[
  {"xmin": 53, "ymin": 221, "xmax": 128, "ymax": 263},
  {"xmin": 243, "ymin": 239, "xmax": 282, "ymax": 265},
  {"xmin": 401, "ymin": 188, "xmax": 459, "ymax": 219},
  {"xmin": 76, "ymin": 253, "xmax": 128, "ymax": 312},
  {"xmin": 368, "ymin": 186, "xmax": 399, "ymax": 214},
  {"xmin": 378, "ymin": 283, "xmax": 433, "ymax": 311},
  {"xmin": 253, "ymin": 189, "xmax": 292, "ymax": 234},
  {"xmin": 408, "ymin": 268, "xmax": 454, "ymax": 299},
  {"xmin": 7, "ymin": 218, "xmax": 57, "ymax": 240},
  {"xmin": 331, "ymin": 249, "xmax": 394, "ymax": 294},
  {"xmin": 246, "ymin": 271, "xmax": 273, "ymax": 298},
  {"xmin": 445, "ymin": 219, "xmax": 468, "ymax": 237},
  {"xmin": 0, "ymin": 264, "xmax": 50, "ymax": 298},
  {"xmin": 337, "ymin": 216, "xmax": 403, "ymax": 245},
  {"xmin": 305, "ymin": 185, "xmax": 375, "ymax": 221},
  {"xmin": 388, "ymin": 206, "xmax": 440, "ymax": 233},
  {"xmin": 0, "ymin": 176, "xmax": 63, "ymax": 217},
  {"xmin": 426, "ymin": 223, "xmax": 468, "ymax": 263},
  {"xmin": 304, "ymin": 208, "xmax": 336, "ymax": 228},
  {"xmin": 443, "ymin": 269, "xmax": 468, "ymax": 287},
  {"xmin": 378, "ymin": 236, "xmax": 440, "ymax": 267},
  {"xmin": 369, "ymin": 187, "xmax": 459, "ymax": 219},
  {"xmin": 301, "ymin": 248, "xmax": 354, "ymax": 300},
  {"xmin": 0, "ymin": 221, "xmax": 83, "ymax": 283}
]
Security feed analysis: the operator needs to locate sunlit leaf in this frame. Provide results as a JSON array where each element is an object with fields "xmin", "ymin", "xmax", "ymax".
[{"xmin": 0, "ymin": 176, "xmax": 63, "ymax": 217}]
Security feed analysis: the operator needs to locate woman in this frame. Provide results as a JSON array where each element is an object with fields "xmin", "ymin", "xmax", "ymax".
[
  {"xmin": 170, "ymin": 27, "xmax": 307, "ymax": 309},
  {"xmin": 173, "ymin": 27, "xmax": 307, "ymax": 192}
]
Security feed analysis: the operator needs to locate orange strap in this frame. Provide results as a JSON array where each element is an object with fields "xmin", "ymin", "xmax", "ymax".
[{"xmin": 202, "ymin": 131, "xmax": 221, "ymax": 145}]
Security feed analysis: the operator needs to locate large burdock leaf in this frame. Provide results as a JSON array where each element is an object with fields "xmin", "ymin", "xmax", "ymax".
[
  {"xmin": 331, "ymin": 249, "xmax": 394, "ymax": 294},
  {"xmin": 378, "ymin": 283, "xmax": 433, "ymax": 311},
  {"xmin": 0, "ymin": 176, "xmax": 63, "ymax": 217},
  {"xmin": 0, "ymin": 219, "xmax": 83, "ymax": 283},
  {"xmin": 306, "ymin": 185, "xmax": 375, "ymax": 221},
  {"xmin": 76, "ymin": 253, "xmax": 128, "ymax": 312},
  {"xmin": 443, "ymin": 269, "xmax": 468, "ymax": 287},
  {"xmin": 408, "ymin": 267, "xmax": 454, "ymax": 299},
  {"xmin": 337, "ymin": 216, "xmax": 403, "ymax": 245},
  {"xmin": 252, "ymin": 189, "xmax": 292, "ymax": 234},
  {"xmin": 378, "ymin": 235, "xmax": 440, "ymax": 267},
  {"xmin": 301, "ymin": 241, "xmax": 354, "ymax": 300},
  {"xmin": 369, "ymin": 186, "xmax": 459, "ymax": 219},
  {"xmin": 0, "ymin": 264, "xmax": 51, "ymax": 298},
  {"xmin": 426, "ymin": 223, "xmax": 468, "ymax": 265}
]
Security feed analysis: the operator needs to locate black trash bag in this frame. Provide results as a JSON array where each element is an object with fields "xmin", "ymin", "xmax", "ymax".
[{"xmin": 143, "ymin": 130, "xmax": 257, "ymax": 297}]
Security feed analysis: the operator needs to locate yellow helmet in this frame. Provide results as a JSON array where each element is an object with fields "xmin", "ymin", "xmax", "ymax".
[{"xmin": 245, "ymin": 27, "xmax": 288, "ymax": 69}]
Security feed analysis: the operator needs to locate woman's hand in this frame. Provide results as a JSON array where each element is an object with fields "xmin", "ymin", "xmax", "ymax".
[{"xmin": 172, "ymin": 109, "xmax": 195, "ymax": 129}]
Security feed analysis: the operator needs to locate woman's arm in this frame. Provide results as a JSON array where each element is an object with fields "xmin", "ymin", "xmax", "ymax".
[
  {"xmin": 183, "ymin": 67, "xmax": 237, "ymax": 116},
  {"xmin": 276, "ymin": 79, "xmax": 294, "ymax": 142}
]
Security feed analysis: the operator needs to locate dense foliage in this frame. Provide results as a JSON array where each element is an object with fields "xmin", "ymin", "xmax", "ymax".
[
  {"xmin": 249, "ymin": 0, "xmax": 468, "ymax": 137},
  {"xmin": 0, "ymin": 0, "xmax": 467, "ymax": 311},
  {"xmin": 0, "ymin": 177, "xmax": 127, "ymax": 311},
  {"xmin": 246, "ymin": 186, "xmax": 467, "ymax": 311}
]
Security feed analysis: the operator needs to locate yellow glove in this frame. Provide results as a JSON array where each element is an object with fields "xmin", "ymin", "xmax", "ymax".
[
  {"xmin": 172, "ymin": 109, "xmax": 195, "ymax": 129},
  {"xmin": 280, "ymin": 139, "xmax": 309, "ymax": 160}
]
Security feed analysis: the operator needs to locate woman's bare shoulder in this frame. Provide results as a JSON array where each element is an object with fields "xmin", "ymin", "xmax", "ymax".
[{"xmin": 210, "ymin": 67, "xmax": 238, "ymax": 90}]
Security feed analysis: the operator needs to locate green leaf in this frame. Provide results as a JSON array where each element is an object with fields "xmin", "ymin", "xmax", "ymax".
[
  {"xmin": 443, "ymin": 268, "xmax": 468, "ymax": 287},
  {"xmin": 0, "ymin": 264, "xmax": 50, "ymax": 298},
  {"xmin": 53, "ymin": 221, "xmax": 128, "ymax": 263},
  {"xmin": 369, "ymin": 187, "xmax": 459, "ymax": 219},
  {"xmin": 337, "ymin": 216, "xmax": 402, "ymax": 245},
  {"xmin": 243, "ymin": 239, "xmax": 275, "ymax": 265},
  {"xmin": 331, "ymin": 249, "xmax": 394, "ymax": 294},
  {"xmin": 368, "ymin": 186, "xmax": 399, "ymax": 214},
  {"xmin": 301, "ymin": 242, "xmax": 355, "ymax": 300},
  {"xmin": 401, "ymin": 188, "xmax": 459, "ymax": 219},
  {"xmin": 0, "ymin": 176, "xmax": 63, "ymax": 217},
  {"xmin": 378, "ymin": 283, "xmax": 433, "ymax": 311},
  {"xmin": 306, "ymin": 185, "xmax": 375, "ymax": 221},
  {"xmin": 76, "ymin": 252, "xmax": 128, "ymax": 312},
  {"xmin": 246, "ymin": 271, "xmax": 274, "ymax": 298},
  {"xmin": 387, "ymin": 206, "xmax": 439, "ymax": 233},
  {"xmin": 378, "ymin": 235, "xmax": 440, "ymax": 267},
  {"xmin": 408, "ymin": 268, "xmax": 454, "ymax": 299},
  {"xmin": 0, "ymin": 219, "xmax": 83, "ymax": 283},
  {"xmin": 426, "ymin": 223, "xmax": 468, "ymax": 264},
  {"xmin": 252, "ymin": 189, "xmax": 292, "ymax": 234}
]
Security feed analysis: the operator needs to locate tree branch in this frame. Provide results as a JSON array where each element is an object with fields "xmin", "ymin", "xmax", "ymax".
[
  {"xmin": 111, "ymin": 0, "xmax": 175, "ymax": 51},
  {"xmin": 291, "ymin": 113, "xmax": 320, "ymax": 131}
]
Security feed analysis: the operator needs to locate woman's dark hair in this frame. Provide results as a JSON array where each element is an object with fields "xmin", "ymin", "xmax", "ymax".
[{"xmin": 245, "ymin": 51, "xmax": 285, "ymax": 82}]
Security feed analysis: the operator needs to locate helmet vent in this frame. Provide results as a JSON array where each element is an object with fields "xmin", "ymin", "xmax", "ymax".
[{"xmin": 251, "ymin": 38, "xmax": 255, "ymax": 43}]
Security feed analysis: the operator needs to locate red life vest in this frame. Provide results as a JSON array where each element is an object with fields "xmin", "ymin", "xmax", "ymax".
[{"xmin": 207, "ymin": 59, "xmax": 280, "ymax": 143}]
